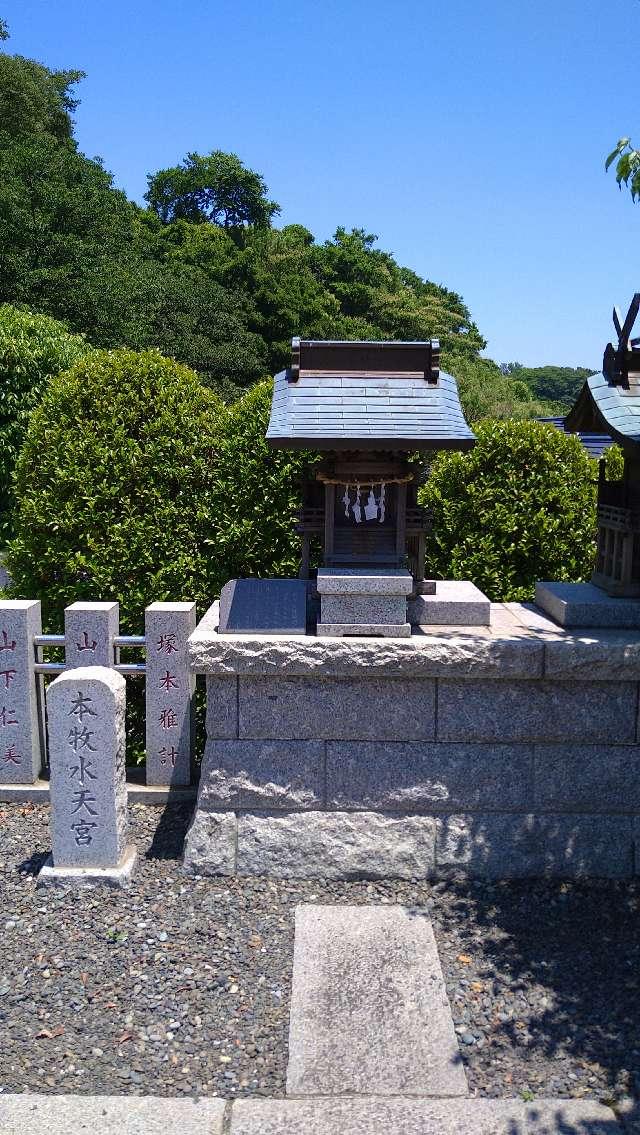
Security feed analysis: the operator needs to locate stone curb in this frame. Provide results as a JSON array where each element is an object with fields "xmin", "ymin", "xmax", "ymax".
[{"xmin": 0, "ymin": 1095, "xmax": 622, "ymax": 1134}]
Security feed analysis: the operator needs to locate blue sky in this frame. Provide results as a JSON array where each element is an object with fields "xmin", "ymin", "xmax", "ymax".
[{"xmin": 3, "ymin": 0, "xmax": 639, "ymax": 367}]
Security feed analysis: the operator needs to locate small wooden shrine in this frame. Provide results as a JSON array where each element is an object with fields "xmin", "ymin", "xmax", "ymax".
[
  {"xmin": 565, "ymin": 293, "xmax": 640, "ymax": 596},
  {"xmin": 266, "ymin": 338, "xmax": 475, "ymax": 586}
]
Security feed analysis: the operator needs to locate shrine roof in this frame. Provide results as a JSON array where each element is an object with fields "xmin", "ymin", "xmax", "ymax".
[
  {"xmin": 266, "ymin": 339, "xmax": 475, "ymax": 451},
  {"xmin": 565, "ymin": 370, "xmax": 640, "ymax": 454}
]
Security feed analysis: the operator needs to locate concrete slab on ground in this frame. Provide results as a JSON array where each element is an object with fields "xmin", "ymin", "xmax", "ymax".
[
  {"xmin": 0, "ymin": 1095, "xmax": 226, "ymax": 1135},
  {"xmin": 286, "ymin": 904, "xmax": 468, "ymax": 1098},
  {"xmin": 230, "ymin": 1097, "xmax": 621, "ymax": 1134}
]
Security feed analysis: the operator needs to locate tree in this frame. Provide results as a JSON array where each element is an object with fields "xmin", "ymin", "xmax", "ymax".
[
  {"xmin": 6, "ymin": 349, "xmax": 225, "ymax": 631},
  {"xmin": 0, "ymin": 304, "xmax": 89, "ymax": 544},
  {"xmin": 145, "ymin": 150, "xmax": 281, "ymax": 228},
  {"xmin": 501, "ymin": 363, "xmax": 594, "ymax": 411},
  {"xmin": 606, "ymin": 138, "xmax": 640, "ymax": 201},
  {"xmin": 0, "ymin": 38, "xmax": 83, "ymax": 142},
  {"xmin": 0, "ymin": 18, "xmax": 8, "ymax": 40}
]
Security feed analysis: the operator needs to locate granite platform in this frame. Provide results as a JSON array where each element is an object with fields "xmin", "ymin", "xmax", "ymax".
[{"xmin": 184, "ymin": 599, "xmax": 640, "ymax": 880}]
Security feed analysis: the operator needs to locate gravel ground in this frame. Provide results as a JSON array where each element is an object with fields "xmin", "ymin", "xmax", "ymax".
[{"xmin": 0, "ymin": 802, "xmax": 638, "ymax": 1109}]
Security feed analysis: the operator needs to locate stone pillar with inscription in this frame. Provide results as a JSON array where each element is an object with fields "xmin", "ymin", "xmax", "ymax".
[
  {"xmin": 145, "ymin": 602, "xmax": 196, "ymax": 786},
  {"xmin": 0, "ymin": 599, "xmax": 43, "ymax": 784},
  {"xmin": 64, "ymin": 601, "xmax": 119, "ymax": 668},
  {"xmin": 38, "ymin": 666, "xmax": 136, "ymax": 888}
]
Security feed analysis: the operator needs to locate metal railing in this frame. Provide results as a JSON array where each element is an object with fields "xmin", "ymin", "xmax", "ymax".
[{"xmin": 33, "ymin": 634, "xmax": 148, "ymax": 675}]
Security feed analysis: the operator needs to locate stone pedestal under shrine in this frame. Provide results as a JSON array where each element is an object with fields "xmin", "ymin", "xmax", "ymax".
[{"xmin": 183, "ymin": 600, "xmax": 640, "ymax": 882}]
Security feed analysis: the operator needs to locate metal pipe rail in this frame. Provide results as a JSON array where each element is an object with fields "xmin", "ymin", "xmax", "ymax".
[{"xmin": 33, "ymin": 633, "xmax": 148, "ymax": 674}]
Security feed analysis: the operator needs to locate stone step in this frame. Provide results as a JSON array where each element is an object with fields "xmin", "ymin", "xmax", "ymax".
[
  {"xmin": 0, "ymin": 1095, "xmax": 226, "ymax": 1134},
  {"xmin": 230, "ymin": 1097, "xmax": 622, "ymax": 1134},
  {"xmin": 286, "ymin": 904, "xmax": 468, "ymax": 1098}
]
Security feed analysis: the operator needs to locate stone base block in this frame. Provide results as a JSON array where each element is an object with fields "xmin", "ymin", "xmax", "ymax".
[
  {"xmin": 236, "ymin": 810, "xmax": 436, "ymax": 879},
  {"xmin": 317, "ymin": 622, "xmax": 411, "ymax": 638},
  {"xmin": 436, "ymin": 814, "xmax": 634, "ymax": 878},
  {"xmin": 536, "ymin": 580, "xmax": 640, "ymax": 627},
  {"xmin": 408, "ymin": 580, "xmax": 491, "ymax": 626},
  {"xmin": 183, "ymin": 810, "xmax": 237, "ymax": 875},
  {"xmin": 317, "ymin": 568, "xmax": 413, "ymax": 595},
  {"xmin": 321, "ymin": 594, "xmax": 407, "ymax": 624},
  {"xmin": 37, "ymin": 844, "xmax": 137, "ymax": 889}
]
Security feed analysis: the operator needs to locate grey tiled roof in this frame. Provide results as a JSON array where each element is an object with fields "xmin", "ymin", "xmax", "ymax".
[
  {"xmin": 565, "ymin": 371, "xmax": 640, "ymax": 452},
  {"xmin": 266, "ymin": 368, "xmax": 475, "ymax": 450},
  {"xmin": 537, "ymin": 416, "xmax": 613, "ymax": 459}
]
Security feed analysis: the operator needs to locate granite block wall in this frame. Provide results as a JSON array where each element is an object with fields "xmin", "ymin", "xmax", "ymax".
[{"xmin": 184, "ymin": 603, "xmax": 640, "ymax": 880}]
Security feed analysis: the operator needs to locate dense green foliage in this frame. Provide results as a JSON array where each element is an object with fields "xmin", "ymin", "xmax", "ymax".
[
  {"xmin": 0, "ymin": 305, "xmax": 89, "ymax": 544},
  {"xmin": 205, "ymin": 381, "xmax": 317, "ymax": 593},
  {"xmin": 5, "ymin": 349, "xmax": 224, "ymax": 632},
  {"xmin": 421, "ymin": 420, "xmax": 598, "ymax": 602},
  {"xmin": 501, "ymin": 362, "xmax": 594, "ymax": 412}
]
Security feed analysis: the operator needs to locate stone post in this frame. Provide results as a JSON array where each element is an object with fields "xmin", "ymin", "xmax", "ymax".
[
  {"xmin": 64, "ymin": 601, "xmax": 119, "ymax": 668},
  {"xmin": 38, "ymin": 666, "xmax": 136, "ymax": 888},
  {"xmin": 0, "ymin": 599, "xmax": 43, "ymax": 784},
  {"xmin": 144, "ymin": 602, "xmax": 196, "ymax": 786}
]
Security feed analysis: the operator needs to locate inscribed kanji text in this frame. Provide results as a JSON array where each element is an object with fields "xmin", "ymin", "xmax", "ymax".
[
  {"xmin": 68, "ymin": 691, "xmax": 97, "ymax": 722},
  {"xmin": 156, "ymin": 633, "xmax": 178, "ymax": 655}
]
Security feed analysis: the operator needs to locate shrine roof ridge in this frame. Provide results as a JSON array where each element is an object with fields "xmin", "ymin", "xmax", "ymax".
[{"xmin": 267, "ymin": 337, "xmax": 474, "ymax": 452}]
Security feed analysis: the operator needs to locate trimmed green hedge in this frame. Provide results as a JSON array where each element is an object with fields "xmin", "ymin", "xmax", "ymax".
[
  {"xmin": 0, "ymin": 305, "xmax": 89, "ymax": 545},
  {"xmin": 6, "ymin": 348, "xmax": 224, "ymax": 631},
  {"xmin": 421, "ymin": 419, "xmax": 598, "ymax": 601},
  {"xmin": 204, "ymin": 380, "xmax": 317, "ymax": 593}
]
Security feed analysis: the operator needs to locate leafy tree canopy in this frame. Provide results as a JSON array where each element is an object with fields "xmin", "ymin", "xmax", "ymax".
[
  {"xmin": 0, "ymin": 27, "xmax": 83, "ymax": 142},
  {"xmin": 145, "ymin": 150, "xmax": 281, "ymax": 228},
  {"xmin": 0, "ymin": 304, "xmax": 89, "ymax": 545},
  {"xmin": 501, "ymin": 363, "xmax": 594, "ymax": 412}
]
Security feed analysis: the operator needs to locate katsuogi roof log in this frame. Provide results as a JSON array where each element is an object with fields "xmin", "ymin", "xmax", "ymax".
[{"xmin": 266, "ymin": 338, "xmax": 475, "ymax": 451}]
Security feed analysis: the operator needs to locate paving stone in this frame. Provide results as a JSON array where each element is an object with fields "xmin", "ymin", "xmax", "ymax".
[
  {"xmin": 534, "ymin": 744, "xmax": 640, "ymax": 810},
  {"xmin": 0, "ymin": 1094, "xmax": 226, "ymax": 1134},
  {"xmin": 437, "ymin": 679, "xmax": 637, "ymax": 742},
  {"xmin": 408, "ymin": 580, "xmax": 491, "ymax": 626},
  {"xmin": 45, "ymin": 666, "xmax": 128, "ymax": 870},
  {"xmin": 239, "ymin": 676, "xmax": 435, "ymax": 740},
  {"xmin": 197, "ymin": 739, "xmax": 324, "ymax": 810},
  {"xmin": 145, "ymin": 602, "xmax": 196, "ymax": 787},
  {"xmin": 205, "ymin": 676, "xmax": 238, "ymax": 739},
  {"xmin": 0, "ymin": 599, "xmax": 43, "ymax": 784},
  {"xmin": 286, "ymin": 904, "xmax": 467, "ymax": 1097},
  {"xmin": 326, "ymin": 741, "xmax": 534, "ymax": 811},
  {"xmin": 524, "ymin": 1099, "xmax": 622, "ymax": 1133},
  {"xmin": 230, "ymin": 1098, "xmax": 621, "ymax": 1134},
  {"xmin": 237, "ymin": 811, "xmax": 436, "ymax": 879},
  {"xmin": 182, "ymin": 809, "xmax": 237, "ymax": 875},
  {"xmin": 437, "ymin": 813, "xmax": 634, "ymax": 878}
]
